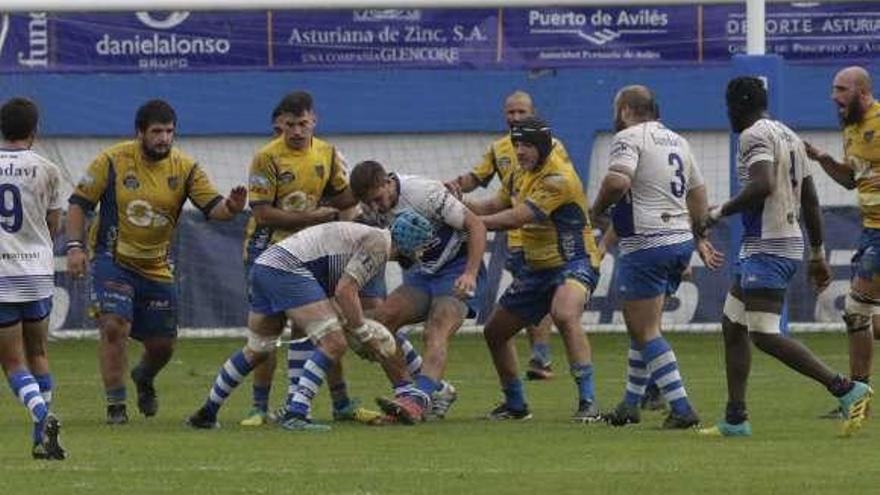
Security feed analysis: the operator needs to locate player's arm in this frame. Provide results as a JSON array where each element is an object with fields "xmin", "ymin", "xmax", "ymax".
[
  {"xmin": 446, "ymin": 147, "xmax": 497, "ymax": 197},
  {"xmin": 66, "ymin": 154, "xmax": 111, "ymax": 277},
  {"xmin": 686, "ymin": 184, "xmax": 724, "ymax": 270},
  {"xmin": 320, "ymin": 149, "xmax": 358, "ymax": 213},
  {"xmin": 801, "ymin": 175, "xmax": 832, "ymax": 292},
  {"xmin": 711, "ymin": 160, "xmax": 774, "ymax": 223},
  {"xmin": 592, "ymin": 132, "xmax": 638, "ymax": 226},
  {"xmin": 207, "ymin": 186, "xmax": 247, "ymax": 221},
  {"xmin": 46, "ymin": 209, "xmax": 62, "ymax": 239},
  {"xmin": 590, "ymin": 168, "xmax": 631, "ymax": 225},
  {"xmin": 804, "ymin": 141, "xmax": 856, "ymax": 190},
  {"xmin": 479, "ymin": 203, "xmax": 535, "ymax": 231},
  {"xmin": 465, "ymin": 194, "xmax": 508, "ymax": 216},
  {"xmin": 459, "ymin": 210, "xmax": 487, "ymax": 295},
  {"xmin": 334, "ymin": 273, "xmax": 366, "ymax": 331}
]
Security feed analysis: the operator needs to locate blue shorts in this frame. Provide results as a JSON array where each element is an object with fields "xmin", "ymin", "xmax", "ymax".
[
  {"xmin": 249, "ymin": 264, "xmax": 327, "ymax": 316},
  {"xmin": 617, "ymin": 240, "xmax": 693, "ymax": 301},
  {"xmin": 499, "ymin": 258, "xmax": 600, "ymax": 325},
  {"xmin": 0, "ymin": 297, "xmax": 52, "ymax": 327},
  {"xmin": 90, "ymin": 255, "xmax": 177, "ymax": 341},
  {"xmin": 504, "ymin": 249, "xmax": 527, "ymax": 279},
  {"xmin": 852, "ymin": 228, "xmax": 880, "ymax": 282},
  {"xmin": 736, "ymin": 253, "xmax": 799, "ymax": 291},
  {"xmin": 402, "ymin": 254, "xmax": 487, "ymax": 319}
]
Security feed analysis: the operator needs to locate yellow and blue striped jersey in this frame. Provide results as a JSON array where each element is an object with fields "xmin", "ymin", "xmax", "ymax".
[
  {"xmin": 845, "ymin": 101, "xmax": 880, "ymax": 228},
  {"xmin": 70, "ymin": 140, "xmax": 222, "ymax": 281},
  {"xmin": 496, "ymin": 146, "xmax": 600, "ymax": 270},
  {"xmin": 471, "ymin": 135, "xmax": 569, "ymax": 250},
  {"xmin": 243, "ymin": 137, "xmax": 348, "ymax": 262}
]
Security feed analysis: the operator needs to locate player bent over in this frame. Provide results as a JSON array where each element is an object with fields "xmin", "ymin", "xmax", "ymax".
[
  {"xmin": 699, "ymin": 77, "xmax": 873, "ymax": 438},
  {"xmin": 187, "ymin": 212, "xmax": 434, "ymax": 430}
]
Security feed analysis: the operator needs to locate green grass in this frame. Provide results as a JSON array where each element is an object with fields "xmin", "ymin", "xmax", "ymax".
[{"xmin": 1, "ymin": 333, "xmax": 877, "ymax": 494}]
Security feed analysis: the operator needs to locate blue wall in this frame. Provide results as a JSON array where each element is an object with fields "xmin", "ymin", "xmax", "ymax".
[{"xmin": 1, "ymin": 62, "xmax": 876, "ymax": 179}]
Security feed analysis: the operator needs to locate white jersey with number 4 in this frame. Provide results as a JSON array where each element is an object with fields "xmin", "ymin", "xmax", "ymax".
[
  {"xmin": 608, "ymin": 121, "xmax": 704, "ymax": 255},
  {"xmin": 0, "ymin": 149, "xmax": 65, "ymax": 302},
  {"xmin": 736, "ymin": 119, "xmax": 807, "ymax": 260}
]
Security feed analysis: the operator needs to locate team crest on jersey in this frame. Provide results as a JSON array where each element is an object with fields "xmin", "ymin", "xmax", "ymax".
[
  {"xmin": 167, "ymin": 176, "xmax": 179, "ymax": 190},
  {"xmin": 864, "ymin": 130, "xmax": 875, "ymax": 143},
  {"xmin": 123, "ymin": 173, "xmax": 140, "ymax": 190},
  {"xmin": 314, "ymin": 164, "xmax": 325, "ymax": 178},
  {"xmin": 78, "ymin": 173, "xmax": 96, "ymax": 188},
  {"xmin": 279, "ymin": 171, "xmax": 295, "ymax": 184},
  {"xmin": 497, "ymin": 157, "xmax": 511, "ymax": 170},
  {"xmin": 249, "ymin": 173, "xmax": 270, "ymax": 195}
]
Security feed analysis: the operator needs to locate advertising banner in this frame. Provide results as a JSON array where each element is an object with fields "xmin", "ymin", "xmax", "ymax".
[
  {"xmin": 271, "ymin": 9, "xmax": 498, "ymax": 69},
  {"xmin": 501, "ymin": 6, "xmax": 700, "ymax": 67},
  {"xmin": 0, "ymin": 12, "xmax": 52, "ymax": 71},
  {"xmin": 703, "ymin": 2, "xmax": 880, "ymax": 61}
]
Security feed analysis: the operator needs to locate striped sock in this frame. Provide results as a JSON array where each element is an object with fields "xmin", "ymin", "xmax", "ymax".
[
  {"xmin": 33, "ymin": 373, "xmax": 53, "ymax": 407},
  {"xmin": 396, "ymin": 334, "xmax": 423, "ymax": 376},
  {"xmin": 286, "ymin": 338, "xmax": 315, "ymax": 404},
  {"xmin": 624, "ymin": 342, "xmax": 649, "ymax": 407},
  {"xmin": 205, "ymin": 349, "xmax": 255, "ymax": 416},
  {"xmin": 252, "ymin": 384, "xmax": 270, "ymax": 413},
  {"xmin": 502, "ymin": 378, "xmax": 527, "ymax": 410},
  {"xmin": 287, "ymin": 349, "xmax": 333, "ymax": 418},
  {"xmin": 642, "ymin": 337, "xmax": 691, "ymax": 416},
  {"xmin": 393, "ymin": 380, "xmax": 415, "ymax": 399},
  {"xmin": 570, "ymin": 363, "xmax": 595, "ymax": 404},
  {"xmin": 8, "ymin": 370, "xmax": 48, "ymax": 443}
]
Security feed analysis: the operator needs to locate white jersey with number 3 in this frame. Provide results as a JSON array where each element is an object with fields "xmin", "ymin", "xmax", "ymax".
[
  {"xmin": 0, "ymin": 149, "xmax": 65, "ymax": 302},
  {"xmin": 608, "ymin": 121, "xmax": 704, "ymax": 254},
  {"xmin": 736, "ymin": 119, "xmax": 807, "ymax": 260}
]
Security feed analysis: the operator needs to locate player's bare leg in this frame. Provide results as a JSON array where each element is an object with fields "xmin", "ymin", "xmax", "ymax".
[
  {"xmin": 97, "ymin": 313, "xmax": 131, "ymax": 424},
  {"xmin": 550, "ymin": 281, "xmax": 600, "ymax": 422}
]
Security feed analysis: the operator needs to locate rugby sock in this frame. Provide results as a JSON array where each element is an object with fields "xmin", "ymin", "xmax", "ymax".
[
  {"xmin": 252, "ymin": 384, "xmax": 270, "ymax": 413},
  {"xmin": 8, "ymin": 370, "xmax": 48, "ymax": 443},
  {"xmin": 106, "ymin": 386, "xmax": 126, "ymax": 405},
  {"xmin": 502, "ymin": 378, "xmax": 527, "ymax": 411},
  {"xmin": 571, "ymin": 363, "xmax": 596, "ymax": 404},
  {"xmin": 286, "ymin": 338, "xmax": 314, "ymax": 403},
  {"xmin": 397, "ymin": 334, "xmax": 423, "ymax": 376},
  {"xmin": 288, "ymin": 349, "xmax": 333, "ymax": 418},
  {"xmin": 531, "ymin": 342, "xmax": 551, "ymax": 367},
  {"xmin": 725, "ymin": 400, "xmax": 748, "ymax": 425},
  {"xmin": 624, "ymin": 341, "xmax": 649, "ymax": 407},
  {"xmin": 410, "ymin": 374, "xmax": 440, "ymax": 408},
  {"xmin": 33, "ymin": 373, "xmax": 53, "ymax": 407},
  {"xmin": 205, "ymin": 350, "xmax": 254, "ymax": 416},
  {"xmin": 393, "ymin": 380, "xmax": 415, "ymax": 398},
  {"xmin": 330, "ymin": 382, "xmax": 350, "ymax": 412},
  {"xmin": 643, "ymin": 337, "xmax": 691, "ymax": 416}
]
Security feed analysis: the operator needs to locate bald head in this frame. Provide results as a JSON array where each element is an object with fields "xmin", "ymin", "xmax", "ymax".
[
  {"xmin": 613, "ymin": 85, "xmax": 659, "ymax": 131},
  {"xmin": 832, "ymin": 66, "xmax": 875, "ymax": 126},
  {"xmin": 504, "ymin": 90, "xmax": 535, "ymax": 127}
]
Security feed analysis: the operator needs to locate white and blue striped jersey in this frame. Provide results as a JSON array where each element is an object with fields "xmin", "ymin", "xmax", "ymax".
[
  {"xmin": 736, "ymin": 119, "xmax": 808, "ymax": 260},
  {"xmin": 255, "ymin": 222, "xmax": 390, "ymax": 292},
  {"xmin": 608, "ymin": 121, "xmax": 704, "ymax": 255},
  {"xmin": 0, "ymin": 149, "xmax": 64, "ymax": 302},
  {"xmin": 388, "ymin": 173, "xmax": 468, "ymax": 274}
]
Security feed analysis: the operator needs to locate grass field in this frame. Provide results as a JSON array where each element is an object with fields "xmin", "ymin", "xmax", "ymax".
[{"xmin": 0, "ymin": 333, "xmax": 877, "ymax": 494}]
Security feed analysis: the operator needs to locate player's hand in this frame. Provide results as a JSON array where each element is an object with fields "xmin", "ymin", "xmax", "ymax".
[
  {"xmin": 454, "ymin": 272, "xmax": 477, "ymax": 300},
  {"xmin": 225, "ymin": 186, "xmax": 247, "ymax": 214},
  {"xmin": 808, "ymin": 256, "xmax": 833, "ymax": 293},
  {"xmin": 444, "ymin": 180, "xmax": 463, "ymax": 200},
  {"xmin": 67, "ymin": 248, "xmax": 88, "ymax": 279},
  {"xmin": 803, "ymin": 141, "xmax": 829, "ymax": 162},
  {"xmin": 696, "ymin": 238, "xmax": 724, "ymax": 270}
]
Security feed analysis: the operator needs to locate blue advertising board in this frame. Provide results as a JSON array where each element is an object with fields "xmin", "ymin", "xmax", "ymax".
[
  {"xmin": 703, "ymin": 2, "xmax": 880, "ymax": 61},
  {"xmin": 501, "ymin": 6, "xmax": 700, "ymax": 67},
  {"xmin": 271, "ymin": 9, "xmax": 498, "ymax": 69},
  {"xmin": 0, "ymin": 12, "xmax": 52, "ymax": 71},
  {"xmin": 53, "ymin": 11, "xmax": 269, "ymax": 71}
]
